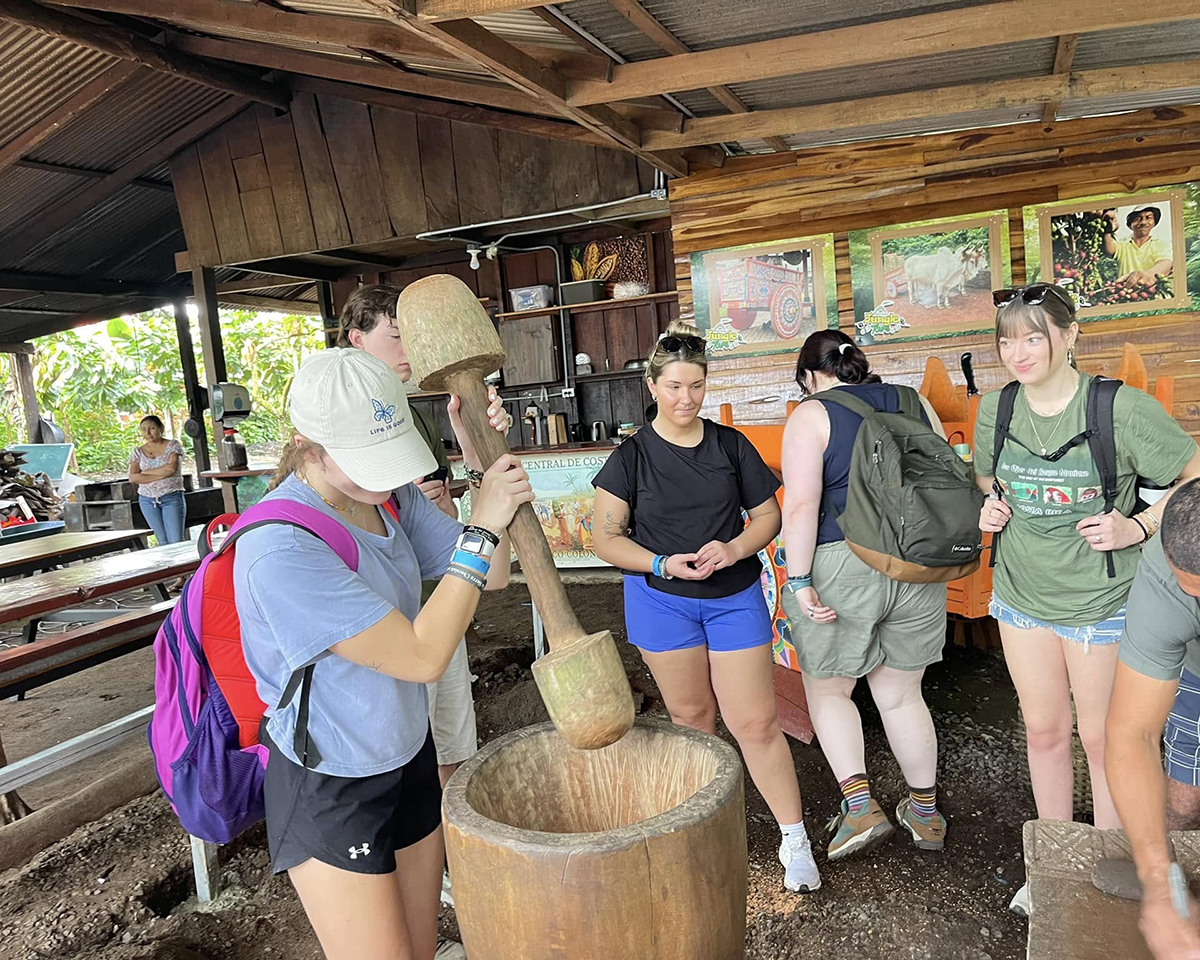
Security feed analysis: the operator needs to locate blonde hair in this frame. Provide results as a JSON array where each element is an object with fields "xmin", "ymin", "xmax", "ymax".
[
  {"xmin": 647, "ymin": 320, "xmax": 707, "ymax": 382},
  {"xmin": 269, "ymin": 431, "xmax": 325, "ymax": 491}
]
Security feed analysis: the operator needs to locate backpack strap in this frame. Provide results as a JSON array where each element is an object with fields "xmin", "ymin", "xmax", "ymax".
[
  {"xmin": 815, "ymin": 386, "xmax": 878, "ymax": 421},
  {"xmin": 1086, "ymin": 377, "xmax": 1122, "ymax": 580},
  {"xmin": 988, "ymin": 381, "xmax": 1021, "ymax": 570},
  {"xmin": 895, "ymin": 384, "xmax": 924, "ymax": 421}
]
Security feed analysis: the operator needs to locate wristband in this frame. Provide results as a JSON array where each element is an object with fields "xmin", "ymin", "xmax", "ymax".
[
  {"xmin": 464, "ymin": 467, "xmax": 485, "ymax": 489},
  {"xmin": 451, "ymin": 550, "xmax": 491, "ymax": 577},
  {"xmin": 464, "ymin": 524, "xmax": 500, "ymax": 547},
  {"xmin": 786, "ymin": 575, "xmax": 813, "ymax": 591},
  {"xmin": 445, "ymin": 565, "xmax": 485, "ymax": 591},
  {"xmin": 1131, "ymin": 516, "xmax": 1149, "ymax": 543},
  {"xmin": 654, "ymin": 554, "xmax": 674, "ymax": 579},
  {"xmin": 456, "ymin": 528, "xmax": 496, "ymax": 561}
]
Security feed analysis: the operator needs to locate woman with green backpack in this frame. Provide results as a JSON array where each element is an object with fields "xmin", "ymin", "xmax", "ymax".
[
  {"xmin": 780, "ymin": 330, "xmax": 951, "ymax": 865},
  {"xmin": 974, "ymin": 283, "xmax": 1200, "ymax": 915}
]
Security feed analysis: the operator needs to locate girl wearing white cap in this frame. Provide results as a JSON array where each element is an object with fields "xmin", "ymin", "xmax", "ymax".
[{"xmin": 235, "ymin": 347, "xmax": 532, "ymax": 960}]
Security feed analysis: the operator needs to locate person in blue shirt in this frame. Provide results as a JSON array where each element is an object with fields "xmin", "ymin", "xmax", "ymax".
[{"xmin": 235, "ymin": 348, "xmax": 532, "ymax": 960}]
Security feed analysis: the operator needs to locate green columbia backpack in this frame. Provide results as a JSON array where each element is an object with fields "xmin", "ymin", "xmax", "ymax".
[{"xmin": 819, "ymin": 386, "xmax": 985, "ymax": 583}]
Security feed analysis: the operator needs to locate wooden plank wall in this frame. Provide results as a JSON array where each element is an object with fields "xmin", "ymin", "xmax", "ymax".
[
  {"xmin": 170, "ymin": 99, "xmax": 645, "ymax": 268},
  {"xmin": 669, "ymin": 106, "xmax": 1200, "ymax": 435}
]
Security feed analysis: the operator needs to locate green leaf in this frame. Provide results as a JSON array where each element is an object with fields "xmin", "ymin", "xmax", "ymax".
[{"xmin": 106, "ymin": 317, "xmax": 131, "ymax": 339}]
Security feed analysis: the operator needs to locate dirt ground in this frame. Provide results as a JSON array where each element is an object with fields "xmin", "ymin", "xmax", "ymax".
[{"xmin": 0, "ymin": 581, "xmax": 1052, "ymax": 959}]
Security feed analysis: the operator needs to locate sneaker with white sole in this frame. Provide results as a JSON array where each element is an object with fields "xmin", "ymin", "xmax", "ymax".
[
  {"xmin": 434, "ymin": 939, "xmax": 467, "ymax": 959},
  {"xmin": 826, "ymin": 798, "xmax": 894, "ymax": 861},
  {"xmin": 778, "ymin": 834, "xmax": 822, "ymax": 893},
  {"xmin": 1009, "ymin": 881, "xmax": 1031, "ymax": 917}
]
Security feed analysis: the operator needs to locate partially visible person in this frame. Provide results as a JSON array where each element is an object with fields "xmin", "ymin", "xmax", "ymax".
[
  {"xmin": 1106, "ymin": 479, "xmax": 1200, "ymax": 960},
  {"xmin": 1101, "ymin": 206, "xmax": 1173, "ymax": 287},
  {"xmin": 129, "ymin": 415, "xmax": 187, "ymax": 545},
  {"xmin": 591, "ymin": 321, "xmax": 821, "ymax": 894},
  {"xmin": 780, "ymin": 329, "xmax": 950, "ymax": 865},
  {"xmin": 974, "ymin": 283, "xmax": 1200, "ymax": 915},
  {"xmin": 238, "ymin": 347, "xmax": 531, "ymax": 960},
  {"xmin": 338, "ymin": 284, "xmax": 512, "ymax": 789}
]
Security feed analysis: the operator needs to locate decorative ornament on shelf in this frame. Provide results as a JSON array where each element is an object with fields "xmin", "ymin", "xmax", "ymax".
[
  {"xmin": 613, "ymin": 280, "xmax": 650, "ymax": 300},
  {"xmin": 569, "ymin": 242, "xmax": 619, "ymax": 283}
]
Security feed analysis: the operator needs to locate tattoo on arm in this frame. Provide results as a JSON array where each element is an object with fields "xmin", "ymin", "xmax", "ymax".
[{"xmin": 602, "ymin": 509, "xmax": 627, "ymax": 537}]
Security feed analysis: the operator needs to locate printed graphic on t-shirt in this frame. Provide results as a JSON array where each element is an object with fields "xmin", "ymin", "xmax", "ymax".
[
  {"xmin": 1077, "ymin": 486, "xmax": 1101, "ymax": 503},
  {"xmin": 1009, "ymin": 481, "xmax": 1039, "ymax": 502},
  {"xmin": 1043, "ymin": 486, "xmax": 1072, "ymax": 505}
]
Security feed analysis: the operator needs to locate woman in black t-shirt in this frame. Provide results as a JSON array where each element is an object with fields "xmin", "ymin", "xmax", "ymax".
[{"xmin": 592, "ymin": 321, "xmax": 821, "ymax": 895}]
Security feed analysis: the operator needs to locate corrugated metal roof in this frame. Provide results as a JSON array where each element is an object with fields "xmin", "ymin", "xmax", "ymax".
[
  {"xmin": 778, "ymin": 105, "xmax": 1038, "ymax": 151},
  {"xmin": 541, "ymin": 1, "xmax": 664, "ymax": 62},
  {"xmin": 1074, "ymin": 20, "xmax": 1200, "ymax": 70},
  {"xmin": 1057, "ymin": 86, "xmax": 1200, "ymax": 122},
  {"xmin": 0, "ymin": 166, "xmax": 81, "ymax": 237},
  {"xmin": 0, "ymin": 23, "xmax": 119, "ymax": 151},
  {"xmin": 30, "ymin": 75, "xmax": 231, "ymax": 172}
]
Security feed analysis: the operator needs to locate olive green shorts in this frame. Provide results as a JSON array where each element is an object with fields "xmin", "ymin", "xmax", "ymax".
[{"xmin": 780, "ymin": 541, "xmax": 947, "ymax": 680}]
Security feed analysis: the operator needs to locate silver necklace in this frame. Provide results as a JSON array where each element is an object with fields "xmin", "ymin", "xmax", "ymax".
[
  {"xmin": 298, "ymin": 470, "xmax": 358, "ymax": 517},
  {"xmin": 1025, "ymin": 381, "xmax": 1078, "ymax": 456}
]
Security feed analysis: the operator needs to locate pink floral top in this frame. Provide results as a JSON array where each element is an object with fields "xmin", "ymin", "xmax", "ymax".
[{"xmin": 131, "ymin": 439, "xmax": 184, "ymax": 498}]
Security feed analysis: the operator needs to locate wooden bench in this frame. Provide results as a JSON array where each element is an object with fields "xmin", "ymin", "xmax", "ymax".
[{"xmin": 0, "ymin": 600, "xmax": 174, "ymax": 700}]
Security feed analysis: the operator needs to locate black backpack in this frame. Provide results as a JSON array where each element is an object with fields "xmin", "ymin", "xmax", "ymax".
[{"xmin": 990, "ymin": 376, "xmax": 1131, "ymax": 579}]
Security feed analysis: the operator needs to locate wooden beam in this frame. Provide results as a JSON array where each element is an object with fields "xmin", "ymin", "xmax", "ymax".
[
  {"xmin": 14, "ymin": 158, "xmax": 173, "ymax": 192},
  {"xmin": 216, "ymin": 276, "xmax": 312, "ymax": 294},
  {"xmin": 0, "ymin": 61, "xmax": 140, "ymax": 175},
  {"xmin": 641, "ymin": 60, "xmax": 1200, "ymax": 150},
  {"xmin": 212, "ymin": 293, "xmax": 319, "ymax": 314},
  {"xmin": 172, "ymin": 298, "xmax": 211, "ymax": 479},
  {"xmin": 48, "ymin": 0, "xmax": 611, "ymax": 81},
  {"xmin": 218, "ymin": 257, "xmax": 345, "ymax": 282},
  {"xmin": 415, "ymin": 0, "xmax": 573, "ymax": 20},
  {"xmin": 0, "ymin": 271, "xmax": 174, "ymax": 298},
  {"xmin": 0, "ymin": 98, "xmax": 249, "ymax": 267},
  {"xmin": 0, "ymin": 0, "xmax": 290, "ymax": 109},
  {"xmin": 191, "ymin": 265, "xmax": 234, "ymax": 509},
  {"xmin": 569, "ymin": 0, "xmax": 1200, "ymax": 104},
  {"xmin": 0, "ymin": 341, "xmax": 35, "ymax": 355},
  {"xmin": 1042, "ymin": 34, "xmax": 1080, "ymax": 123},
  {"xmin": 14, "ymin": 352, "xmax": 39, "ymax": 443},
  {"xmin": 356, "ymin": 2, "xmax": 689, "ymax": 177}
]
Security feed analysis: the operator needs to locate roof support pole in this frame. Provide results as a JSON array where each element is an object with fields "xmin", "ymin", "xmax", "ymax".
[{"xmin": 172, "ymin": 298, "xmax": 212, "ymax": 484}]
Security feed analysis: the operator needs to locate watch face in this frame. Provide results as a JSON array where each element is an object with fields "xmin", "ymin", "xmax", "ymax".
[{"xmin": 460, "ymin": 534, "xmax": 486, "ymax": 554}]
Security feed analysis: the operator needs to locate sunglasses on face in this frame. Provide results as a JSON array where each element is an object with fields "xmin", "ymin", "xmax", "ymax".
[
  {"xmin": 656, "ymin": 335, "xmax": 706, "ymax": 354},
  {"xmin": 992, "ymin": 284, "xmax": 1074, "ymax": 310}
]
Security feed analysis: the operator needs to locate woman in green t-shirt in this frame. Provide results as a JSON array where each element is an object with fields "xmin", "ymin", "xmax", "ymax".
[{"xmin": 973, "ymin": 283, "xmax": 1200, "ymax": 915}]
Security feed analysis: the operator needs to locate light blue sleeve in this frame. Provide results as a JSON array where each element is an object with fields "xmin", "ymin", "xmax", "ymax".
[
  {"xmin": 236, "ymin": 525, "xmax": 394, "ymax": 673},
  {"xmin": 394, "ymin": 483, "xmax": 462, "ymax": 580}
]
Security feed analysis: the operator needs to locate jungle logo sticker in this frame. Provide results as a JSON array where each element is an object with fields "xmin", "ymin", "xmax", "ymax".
[
  {"xmin": 855, "ymin": 300, "xmax": 911, "ymax": 342},
  {"xmin": 705, "ymin": 329, "xmax": 742, "ymax": 353},
  {"xmin": 1043, "ymin": 486, "xmax": 1072, "ymax": 505},
  {"xmin": 1077, "ymin": 486, "xmax": 1101, "ymax": 503},
  {"xmin": 1008, "ymin": 481, "xmax": 1039, "ymax": 502}
]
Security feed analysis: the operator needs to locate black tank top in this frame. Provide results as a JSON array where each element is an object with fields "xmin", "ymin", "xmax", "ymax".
[{"xmin": 814, "ymin": 383, "xmax": 929, "ymax": 545}]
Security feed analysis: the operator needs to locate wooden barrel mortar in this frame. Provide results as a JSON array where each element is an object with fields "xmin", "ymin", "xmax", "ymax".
[{"xmin": 443, "ymin": 718, "xmax": 747, "ymax": 960}]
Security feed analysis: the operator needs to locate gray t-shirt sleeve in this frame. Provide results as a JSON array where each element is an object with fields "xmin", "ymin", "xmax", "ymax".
[
  {"xmin": 395, "ymin": 482, "xmax": 462, "ymax": 579},
  {"xmin": 1119, "ymin": 536, "xmax": 1200, "ymax": 682},
  {"xmin": 240, "ymin": 527, "xmax": 394, "ymax": 673}
]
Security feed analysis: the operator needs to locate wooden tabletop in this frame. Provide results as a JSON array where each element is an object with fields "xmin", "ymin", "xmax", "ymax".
[
  {"xmin": 0, "ymin": 540, "xmax": 200, "ymax": 625},
  {"xmin": 0, "ymin": 528, "xmax": 151, "ymax": 577},
  {"xmin": 200, "ymin": 467, "xmax": 276, "ymax": 480}
]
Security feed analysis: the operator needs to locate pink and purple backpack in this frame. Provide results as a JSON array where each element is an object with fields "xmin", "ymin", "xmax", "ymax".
[{"xmin": 147, "ymin": 497, "xmax": 396, "ymax": 844}]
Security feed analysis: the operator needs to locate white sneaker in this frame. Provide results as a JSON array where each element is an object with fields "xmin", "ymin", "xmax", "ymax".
[
  {"xmin": 440, "ymin": 870, "xmax": 455, "ymax": 907},
  {"xmin": 1009, "ymin": 881, "xmax": 1030, "ymax": 917},
  {"xmin": 779, "ymin": 836, "xmax": 822, "ymax": 893},
  {"xmin": 434, "ymin": 940, "xmax": 467, "ymax": 959}
]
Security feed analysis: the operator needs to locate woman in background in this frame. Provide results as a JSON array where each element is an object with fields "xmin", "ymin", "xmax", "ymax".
[{"xmin": 129, "ymin": 415, "xmax": 187, "ymax": 546}]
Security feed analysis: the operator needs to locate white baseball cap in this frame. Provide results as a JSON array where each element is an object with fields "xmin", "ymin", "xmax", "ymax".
[{"xmin": 289, "ymin": 348, "xmax": 437, "ymax": 492}]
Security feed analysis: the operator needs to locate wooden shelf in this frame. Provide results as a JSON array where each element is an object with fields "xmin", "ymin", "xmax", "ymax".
[
  {"xmin": 495, "ymin": 291, "xmax": 678, "ymax": 321},
  {"xmin": 575, "ymin": 368, "xmax": 648, "ymax": 383}
]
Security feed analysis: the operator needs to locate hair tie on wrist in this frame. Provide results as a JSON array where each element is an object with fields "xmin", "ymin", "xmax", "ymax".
[{"xmin": 838, "ymin": 343, "xmax": 851, "ymax": 355}]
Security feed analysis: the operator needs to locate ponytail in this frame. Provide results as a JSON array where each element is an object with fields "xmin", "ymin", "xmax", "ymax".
[
  {"xmin": 269, "ymin": 433, "xmax": 323, "ymax": 491},
  {"xmin": 795, "ymin": 329, "xmax": 880, "ymax": 392}
]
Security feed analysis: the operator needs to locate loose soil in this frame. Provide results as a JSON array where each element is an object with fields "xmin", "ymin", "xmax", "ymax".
[{"xmin": 0, "ymin": 582, "xmax": 1052, "ymax": 959}]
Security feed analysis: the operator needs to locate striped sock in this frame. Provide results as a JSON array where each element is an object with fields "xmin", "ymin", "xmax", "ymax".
[
  {"xmin": 909, "ymin": 785, "xmax": 938, "ymax": 819},
  {"xmin": 838, "ymin": 773, "xmax": 871, "ymax": 813}
]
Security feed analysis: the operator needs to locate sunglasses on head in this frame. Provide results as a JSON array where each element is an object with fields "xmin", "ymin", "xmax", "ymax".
[
  {"xmin": 992, "ymin": 284, "xmax": 1074, "ymax": 310},
  {"xmin": 656, "ymin": 335, "xmax": 706, "ymax": 354}
]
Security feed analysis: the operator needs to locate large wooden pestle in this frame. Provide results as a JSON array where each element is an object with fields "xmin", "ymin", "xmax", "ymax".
[{"xmin": 395, "ymin": 274, "xmax": 635, "ymax": 750}]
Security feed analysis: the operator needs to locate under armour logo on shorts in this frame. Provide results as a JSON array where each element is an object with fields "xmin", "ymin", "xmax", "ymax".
[{"xmin": 349, "ymin": 843, "xmax": 371, "ymax": 860}]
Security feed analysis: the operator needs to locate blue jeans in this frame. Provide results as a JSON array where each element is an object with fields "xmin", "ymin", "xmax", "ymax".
[{"xmin": 140, "ymin": 491, "xmax": 187, "ymax": 545}]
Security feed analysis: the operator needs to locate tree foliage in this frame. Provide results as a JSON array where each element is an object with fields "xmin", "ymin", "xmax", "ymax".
[{"xmin": 0, "ymin": 308, "xmax": 323, "ymax": 475}]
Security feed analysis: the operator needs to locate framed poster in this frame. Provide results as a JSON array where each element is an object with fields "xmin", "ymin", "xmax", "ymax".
[
  {"xmin": 689, "ymin": 236, "xmax": 836, "ymax": 357},
  {"xmin": 1036, "ymin": 190, "xmax": 1189, "ymax": 317},
  {"xmin": 854, "ymin": 213, "xmax": 1006, "ymax": 342}
]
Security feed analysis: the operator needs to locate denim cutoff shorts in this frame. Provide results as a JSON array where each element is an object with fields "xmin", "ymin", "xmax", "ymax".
[{"xmin": 989, "ymin": 593, "xmax": 1125, "ymax": 652}]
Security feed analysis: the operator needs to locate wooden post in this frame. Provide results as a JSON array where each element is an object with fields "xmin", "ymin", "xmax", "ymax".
[
  {"xmin": 13, "ymin": 350, "xmax": 39, "ymax": 443},
  {"xmin": 192, "ymin": 266, "xmax": 236, "ymax": 512},
  {"xmin": 318, "ymin": 281, "xmax": 336, "ymax": 348},
  {"xmin": 0, "ymin": 729, "xmax": 34, "ymax": 825},
  {"xmin": 189, "ymin": 835, "xmax": 222, "ymax": 902},
  {"xmin": 172, "ymin": 299, "xmax": 212, "ymax": 483}
]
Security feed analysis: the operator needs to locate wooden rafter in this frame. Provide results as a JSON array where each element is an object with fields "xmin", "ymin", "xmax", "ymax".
[
  {"xmin": 414, "ymin": 0, "xmax": 575, "ymax": 19},
  {"xmin": 46, "ymin": 0, "xmax": 611, "ymax": 82},
  {"xmin": 641, "ymin": 60, "xmax": 1200, "ymax": 150},
  {"xmin": 0, "ymin": 270, "xmax": 174, "ymax": 297},
  {"xmin": 1041, "ymin": 34, "xmax": 1080, "ymax": 123},
  {"xmin": 356, "ymin": 0, "xmax": 689, "ymax": 177},
  {"xmin": 0, "ymin": 60, "xmax": 141, "ymax": 174},
  {"xmin": 213, "ymin": 293, "xmax": 318, "ymax": 314},
  {"xmin": 0, "ymin": 98, "xmax": 250, "ymax": 266},
  {"xmin": 0, "ymin": 0, "xmax": 290, "ymax": 108},
  {"xmin": 14, "ymin": 158, "xmax": 173, "ymax": 192},
  {"xmin": 606, "ymin": 0, "xmax": 788, "ymax": 152},
  {"xmin": 569, "ymin": 0, "xmax": 1200, "ymax": 104},
  {"xmin": 214, "ymin": 275, "xmax": 313, "ymax": 294}
]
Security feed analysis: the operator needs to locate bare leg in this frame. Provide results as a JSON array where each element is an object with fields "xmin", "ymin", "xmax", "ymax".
[
  {"xmin": 437, "ymin": 764, "xmax": 459, "ymax": 790},
  {"xmin": 710, "ymin": 645, "xmax": 804, "ymax": 824},
  {"xmin": 394, "ymin": 827, "xmax": 445, "ymax": 960},
  {"xmin": 1062, "ymin": 638, "xmax": 1121, "ymax": 830},
  {"xmin": 999, "ymin": 621, "xmax": 1075, "ymax": 821},
  {"xmin": 638, "ymin": 646, "xmax": 719, "ymax": 735},
  {"xmin": 801, "ymin": 673, "xmax": 866, "ymax": 783},
  {"xmin": 865, "ymin": 664, "xmax": 938, "ymax": 789}
]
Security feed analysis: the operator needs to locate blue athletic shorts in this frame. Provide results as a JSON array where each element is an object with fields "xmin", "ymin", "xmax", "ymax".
[
  {"xmin": 623, "ymin": 575, "xmax": 773, "ymax": 653},
  {"xmin": 1165, "ymin": 669, "xmax": 1200, "ymax": 786}
]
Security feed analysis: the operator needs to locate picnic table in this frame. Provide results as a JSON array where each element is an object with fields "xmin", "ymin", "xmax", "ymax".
[{"xmin": 0, "ymin": 528, "xmax": 153, "ymax": 579}]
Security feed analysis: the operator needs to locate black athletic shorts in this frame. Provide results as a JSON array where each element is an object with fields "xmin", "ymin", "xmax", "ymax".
[{"xmin": 261, "ymin": 726, "xmax": 442, "ymax": 875}]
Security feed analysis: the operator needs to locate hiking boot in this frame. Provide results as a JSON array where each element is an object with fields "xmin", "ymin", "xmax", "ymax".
[
  {"xmin": 825, "ymin": 798, "xmax": 894, "ymax": 861},
  {"xmin": 778, "ymin": 834, "xmax": 822, "ymax": 893},
  {"xmin": 895, "ymin": 797, "xmax": 947, "ymax": 851}
]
